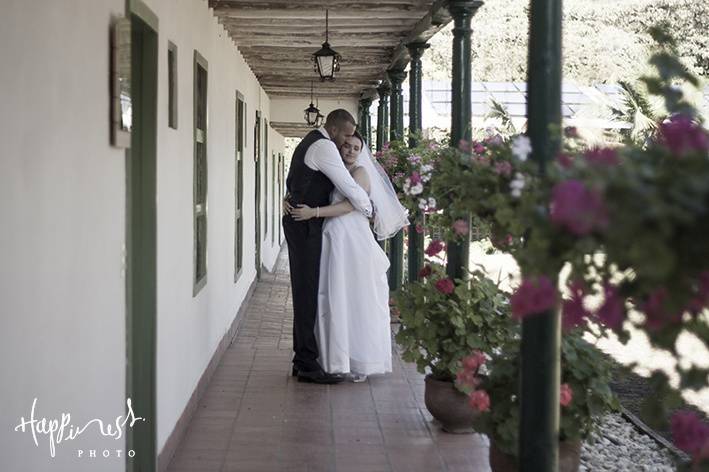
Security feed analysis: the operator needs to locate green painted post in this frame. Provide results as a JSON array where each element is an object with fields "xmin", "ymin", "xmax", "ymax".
[
  {"xmin": 376, "ymin": 81, "xmax": 390, "ymax": 152},
  {"xmin": 407, "ymin": 42, "xmax": 429, "ymax": 282},
  {"xmin": 358, "ymin": 96, "xmax": 373, "ymax": 149},
  {"xmin": 446, "ymin": 0, "xmax": 483, "ymax": 282},
  {"xmin": 376, "ymin": 81, "xmax": 391, "ymax": 251},
  {"xmin": 387, "ymin": 68, "xmax": 407, "ymax": 291},
  {"xmin": 519, "ymin": 0, "xmax": 563, "ymax": 470}
]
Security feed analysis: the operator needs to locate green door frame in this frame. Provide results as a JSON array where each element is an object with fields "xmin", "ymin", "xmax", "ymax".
[
  {"xmin": 254, "ymin": 110, "xmax": 262, "ymax": 279},
  {"xmin": 125, "ymin": 1, "xmax": 158, "ymax": 471}
]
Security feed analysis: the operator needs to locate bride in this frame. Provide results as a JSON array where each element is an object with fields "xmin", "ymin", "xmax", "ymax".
[{"xmin": 289, "ymin": 131, "xmax": 408, "ymax": 381}]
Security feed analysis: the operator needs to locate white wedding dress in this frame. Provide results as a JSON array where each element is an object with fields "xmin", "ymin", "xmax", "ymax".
[{"xmin": 315, "ymin": 170, "xmax": 393, "ymax": 376}]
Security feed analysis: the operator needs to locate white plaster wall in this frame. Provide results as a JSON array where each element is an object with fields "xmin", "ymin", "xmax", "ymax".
[
  {"xmin": 270, "ymin": 97, "xmax": 360, "ymax": 125},
  {"xmin": 0, "ymin": 0, "xmax": 288, "ymax": 469},
  {"xmin": 0, "ymin": 1, "xmax": 128, "ymax": 471},
  {"xmin": 145, "ymin": 0, "xmax": 285, "ymax": 454}
]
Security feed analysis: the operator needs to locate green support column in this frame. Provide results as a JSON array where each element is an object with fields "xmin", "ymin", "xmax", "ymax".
[
  {"xmin": 519, "ymin": 0, "xmax": 562, "ymax": 470},
  {"xmin": 446, "ymin": 0, "xmax": 483, "ymax": 282},
  {"xmin": 376, "ymin": 81, "xmax": 391, "ymax": 251},
  {"xmin": 358, "ymin": 96, "xmax": 373, "ymax": 148},
  {"xmin": 407, "ymin": 42, "xmax": 429, "ymax": 282},
  {"xmin": 376, "ymin": 81, "xmax": 390, "ymax": 152},
  {"xmin": 387, "ymin": 68, "xmax": 407, "ymax": 291}
]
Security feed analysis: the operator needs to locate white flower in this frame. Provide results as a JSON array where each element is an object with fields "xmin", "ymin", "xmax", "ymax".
[
  {"xmin": 410, "ymin": 182, "xmax": 424, "ymax": 195},
  {"xmin": 418, "ymin": 198, "xmax": 428, "ymax": 210},
  {"xmin": 511, "ymin": 135, "xmax": 532, "ymax": 162},
  {"xmin": 420, "ymin": 164, "xmax": 434, "ymax": 182},
  {"xmin": 509, "ymin": 172, "xmax": 526, "ymax": 198},
  {"xmin": 403, "ymin": 178, "xmax": 411, "ymax": 195},
  {"xmin": 427, "ymin": 197, "xmax": 437, "ymax": 209}
]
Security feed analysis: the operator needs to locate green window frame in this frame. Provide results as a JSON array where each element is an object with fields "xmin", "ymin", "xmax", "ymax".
[
  {"xmin": 193, "ymin": 50, "xmax": 208, "ymax": 296},
  {"xmin": 263, "ymin": 119, "xmax": 269, "ymax": 241},
  {"xmin": 271, "ymin": 151, "xmax": 276, "ymax": 246},
  {"xmin": 234, "ymin": 91, "xmax": 245, "ymax": 281},
  {"xmin": 167, "ymin": 41, "xmax": 177, "ymax": 129}
]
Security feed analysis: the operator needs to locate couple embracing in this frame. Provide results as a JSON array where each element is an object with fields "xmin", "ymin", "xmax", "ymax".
[{"xmin": 283, "ymin": 109, "xmax": 408, "ymax": 384}]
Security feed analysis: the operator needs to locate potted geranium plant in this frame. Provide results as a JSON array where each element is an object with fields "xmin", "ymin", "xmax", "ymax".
[
  {"xmin": 394, "ymin": 260, "xmax": 516, "ymax": 433},
  {"xmin": 459, "ymin": 330, "xmax": 619, "ymax": 472}
]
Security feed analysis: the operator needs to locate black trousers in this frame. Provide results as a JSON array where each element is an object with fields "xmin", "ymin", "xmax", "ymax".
[{"xmin": 283, "ymin": 215, "xmax": 324, "ymax": 372}]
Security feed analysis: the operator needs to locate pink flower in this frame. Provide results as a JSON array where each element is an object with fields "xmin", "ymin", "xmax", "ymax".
[
  {"xmin": 409, "ymin": 171, "xmax": 422, "ymax": 185},
  {"xmin": 427, "ymin": 142, "xmax": 439, "ymax": 150},
  {"xmin": 584, "ymin": 147, "xmax": 619, "ymax": 165},
  {"xmin": 462, "ymin": 350, "xmax": 486, "ymax": 371},
  {"xmin": 456, "ymin": 369, "xmax": 479, "ymax": 387},
  {"xmin": 660, "ymin": 114, "xmax": 709, "ymax": 157},
  {"xmin": 556, "ymin": 152, "xmax": 574, "ymax": 168},
  {"xmin": 559, "ymin": 384, "xmax": 573, "ymax": 407},
  {"xmin": 550, "ymin": 180, "xmax": 608, "ymax": 236},
  {"xmin": 458, "ymin": 139, "xmax": 471, "ymax": 152},
  {"xmin": 375, "ymin": 150, "xmax": 384, "ymax": 158},
  {"xmin": 468, "ymin": 390, "xmax": 491, "ymax": 412},
  {"xmin": 452, "ymin": 219, "xmax": 469, "ymax": 236},
  {"xmin": 597, "ymin": 283, "xmax": 625, "ymax": 329},
  {"xmin": 642, "ymin": 288, "xmax": 682, "ymax": 330},
  {"xmin": 562, "ymin": 280, "xmax": 589, "ymax": 330},
  {"xmin": 435, "ymin": 278, "xmax": 455, "ymax": 295},
  {"xmin": 418, "ymin": 265, "xmax": 432, "ymax": 278},
  {"xmin": 484, "ymin": 135, "xmax": 504, "ymax": 146},
  {"xmin": 415, "ymin": 223, "xmax": 424, "ymax": 234},
  {"xmin": 383, "ymin": 142, "xmax": 390, "ymax": 150},
  {"xmin": 671, "ymin": 411, "xmax": 709, "ymax": 458},
  {"xmin": 424, "ymin": 239, "xmax": 445, "ymax": 257},
  {"xmin": 492, "ymin": 234, "xmax": 514, "ymax": 249},
  {"xmin": 408, "ymin": 154, "xmax": 422, "ymax": 165},
  {"xmin": 511, "ymin": 276, "xmax": 558, "ymax": 320},
  {"xmin": 494, "ymin": 161, "xmax": 513, "ymax": 176},
  {"xmin": 473, "ymin": 142, "xmax": 486, "ymax": 154}
]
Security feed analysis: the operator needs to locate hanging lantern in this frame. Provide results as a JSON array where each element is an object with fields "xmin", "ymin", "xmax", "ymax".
[
  {"xmin": 312, "ymin": 9, "xmax": 341, "ymax": 81},
  {"xmin": 304, "ymin": 81, "xmax": 321, "ymax": 127}
]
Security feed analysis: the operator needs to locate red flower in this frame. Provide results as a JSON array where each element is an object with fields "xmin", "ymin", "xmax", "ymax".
[
  {"xmin": 468, "ymin": 390, "xmax": 490, "ymax": 412},
  {"xmin": 596, "ymin": 283, "xmax": 625, "ymax": 329},
  {"xmin": 660, "ymin": 114, "xmax": 709, "ymax": 157},
  {"xmin": 462, "ymin": 350, "xmax": 486, "ymax": 372},
  {"xmin": 435, "ymin": 278, "xmax": 455, "ymax": 295},
  {"xmin": 418, "ymin": 265, "xmax": 432, "ymax": 278},
  {"xmin": 456, "ymin": 369, "xmax": 479, "ymax": 387},
  {"xmin": 424, "ymin": 239, "xmax": 445, "ymax": 257},
  {"xmin": 562, "ymin": 280, "xmax": 589, "ymax": 330},
  {"xmin": 584, "ymin": 147, "xmax": 619, "ymax": 165},
  {"xmin": 671, "ymin": 411, "xmax": 709, "ymax": 459},
  {"xmin": 550, "ymin": 180, "xmax": 608, "ymax": 236},
  {"xmin": 511, "ymin": 276, "xmax": 558, "ymax": 320},
  {"xmin": 559, "ymin": 383, "xmax": 573, "ymax": 407}
]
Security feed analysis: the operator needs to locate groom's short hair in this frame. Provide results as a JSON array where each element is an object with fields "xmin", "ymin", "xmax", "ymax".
[{"xmin": 325, "ymin": 109, "xmax": 356, "ymax": 128}]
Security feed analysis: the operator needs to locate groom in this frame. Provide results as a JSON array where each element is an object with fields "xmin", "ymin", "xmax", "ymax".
[{"xmin": 283, "ymin": 109, "xmax": 372, "ymax": 384}]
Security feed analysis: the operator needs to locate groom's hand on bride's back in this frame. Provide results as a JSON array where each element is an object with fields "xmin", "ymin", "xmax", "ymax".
[{"xmin": 283, "ymin": 197, "xmax": 294, "ymax": 216}]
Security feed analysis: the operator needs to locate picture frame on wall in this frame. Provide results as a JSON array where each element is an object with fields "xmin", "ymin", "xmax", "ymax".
[{"xmin": 111, "ymin": 17, "xmax": 131, "ymax": 148}]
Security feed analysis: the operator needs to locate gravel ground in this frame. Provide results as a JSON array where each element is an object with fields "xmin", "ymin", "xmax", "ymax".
[{"xmin": 580, "ymin": 414, "xmax": 678, "ymax": 472}]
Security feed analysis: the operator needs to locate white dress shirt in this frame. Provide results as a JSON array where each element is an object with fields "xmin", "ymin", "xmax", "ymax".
[{"xmin": 304, "ymin": 127, "xmax": 372, "ymax": 217}]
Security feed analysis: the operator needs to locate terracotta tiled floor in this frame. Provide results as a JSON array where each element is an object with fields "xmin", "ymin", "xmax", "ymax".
[{"xmin": 167, "ymin": 250, "xmax": 491, "ymax": 472}]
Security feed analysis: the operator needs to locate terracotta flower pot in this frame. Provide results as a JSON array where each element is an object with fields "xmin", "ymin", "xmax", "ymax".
[
  {"xmin": 424, "ymin": 374, "xmax": 479, "ymax": 433},
  {"xmin": 489, "ymin": 438, "xmax": 581, "ymax": 472}
]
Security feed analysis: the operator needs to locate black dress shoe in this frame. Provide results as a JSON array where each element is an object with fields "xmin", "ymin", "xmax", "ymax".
[{"xmin": 297, "ymin": 369, "xmax": 345, "ymax": 384}]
